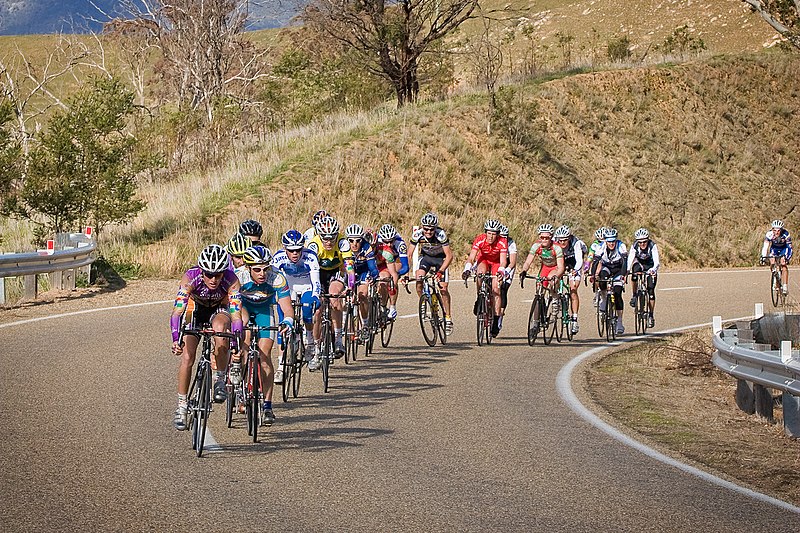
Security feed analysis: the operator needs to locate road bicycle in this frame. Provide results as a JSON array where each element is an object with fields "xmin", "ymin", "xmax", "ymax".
[
  {"xmin": 555, "ymin": 274, "xmax": 574, "ymax": 342},
  {"xmin": 467, "ymin": 272, "xmax": 497, "ymax": 346},
  {"xmin": 319, "ymin": 293, "xmax": 346, "ymax": 392},
  {"xmin": 770, "ymin": 263, "xmax": 787, "ymax": 308},
  {"xmin": 520, "ymin": 272, "xmax": 557, "ymax": 346},
  {"xmin": 342, "ymin": 290, "xmax": 360, "ymax": 364},
  {"xmin": 630, "ymin": 271, "xmax": 653, "ymax": 335},
  {"xmin": 417, "ymin": 270, "xmax": 447, "ymax": 347},
  {"xmin": 370, "ymin": 278, "xmax": 395, "ymax": 349},
  {"xmin": 179, "ymin": 325, "xmax": 237, "ymax": 457},
  {"xmin": 597, "ymin": 277, "xmax": 622, "ymax": 342},
  {"xmin": 281, "ymin": 298, "xmax": 308, "ymax": 403}
]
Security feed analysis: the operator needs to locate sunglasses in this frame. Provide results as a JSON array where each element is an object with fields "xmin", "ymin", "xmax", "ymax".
[
  {"xmin": 540, "ymin": 235, "xmax": 552, "ymax": 239},
  {"xmin": 202, "ymin": 270, "xmax": 224, "ymax": 279},
  {"xmin": 286, "ymin": 248, "xmax": 302, "ymax": 253},
  {"xmin": 422, "ymin": 226, "xmax": 435, "ymax": 231},
  {"xmin": 348, "ymin": 238, "xmax": 362, "ymax": 243},
  {"xmin": 321, "ymin": 235, "xmax": 336, "ymax": 242},
  {"xmin": 556, "ymin": 238, "xmax": 569, "ymax": 244},
  {"xmin": 249, "ymin": 266, "xmax": 268, "ymax": 273}
]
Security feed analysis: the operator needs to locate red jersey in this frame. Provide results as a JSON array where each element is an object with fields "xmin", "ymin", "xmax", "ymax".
[{"xmin": 472, "ymin": 234, "xmax": 508, "ymax": 264}]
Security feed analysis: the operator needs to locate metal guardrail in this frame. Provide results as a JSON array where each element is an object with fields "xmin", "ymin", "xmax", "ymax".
[
  {"xmin": 0, "ymin": 242, "xmax": 97, "ymax": 277},
  {"xmin": 712, "ymin": 312, "xmax": 800, "ymax": 437}
]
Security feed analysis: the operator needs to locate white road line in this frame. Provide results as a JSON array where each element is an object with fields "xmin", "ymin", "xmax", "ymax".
[
  {"xmin": 204, "ymin": 428, "xmax": 222, "ymax": 454},
  {"xmin": 398, "ymin": 313, "xmax": 417, "ymax": 319},
  {"xmin": 556, "ymin": 317, "xmax": 800, "ymax": 514},
  {"xmin": 0, "ymin": 300, "xmax": 172, "ymax": 329},
  {"xmin": 658, "ymin": 286, "xmax": 703, "ymax": 291}
]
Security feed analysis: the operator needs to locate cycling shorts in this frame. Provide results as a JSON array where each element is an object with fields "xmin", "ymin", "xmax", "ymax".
[
  {"xmin": 418, "ymin": 256, "xmax": 449, "ymax": 282},
  {"xmin": 539, "ymin": 264, "xmax": 559, "ymax": 288},
  {"xmin": 184, "ymin": 299, "xmax": 229, "ymax": 329},
  {"xmin": 245, "ymin": 307, "xmax": 276, "ymax": 340},
  {"xmin": 320, "ymin": 269, "xmax": 345, "ymax": 293},
  {"xmin": 769, "ymin": 246, "xmax": 792, "ymax": 262},
  {"xmin": 478, "ymin": 259, "xmax": 502, "ymax": 276}
]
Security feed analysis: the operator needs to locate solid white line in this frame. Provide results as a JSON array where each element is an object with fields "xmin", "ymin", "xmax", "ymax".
[
  {"xmin": 556, "ymin": 317, "xmax": 800, "ymax": 514},
  {"xmin": 204, "ymin": 427, "xmax": 221, "ymax": 454},
  {"xmin": 398, "ymin": 313, "xmax": 417, "ymax": 319},
  {"xmin": 0, "ymin": 300, "xmax": 172, "ymax": 329},
  {"xmin": 658, "ymin": 286, "xmax": 703, "ymax": 291}
]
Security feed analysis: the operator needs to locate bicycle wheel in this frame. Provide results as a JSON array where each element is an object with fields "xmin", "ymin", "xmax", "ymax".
[
  {"xmin": 554, "ymin": 297, "xmax": 564, "ymax": 343},
  {"xmin": 293, "ymin": 343, "xmax": 303, "ymax": 399},
  {"xmin": 606, "ymin": 297, "xmax": 616, "ymax": 342},
  {"xmin": 596, "ymin": 293, "xmax": 605, "ymax": 337},
  {"xmin": 565, "ymin": 295, "xmax": 574, "ymax": 342},
  {"xmin": 225, "ymin": 372, "xmax": 235, "ymax": 428},
  {"xmin": 545, "ymin": 296, "xmax": 557, "ymax": 345},
  {"xmin": 635, "ymin": 291, "xmax": 647, "ymax": 335},
  {"xmin": 321, "ymin": 327, "xmax": 332, "ymax": 393},
  {"xmin": 485, "ymin": 296, "xmax": 494, "ymax": 345},
  {"xmin": 476, "ymin": 293, "xmax": 486, "ymax": 346},
  {"xmin": 419, "ymin": 294, "xmax": 437, "ymax": 347},
  {"xmin": 381, "ymin": 310, "xmax": 394, "ymax": 347},
  {"xmin": 433, "ymin": 294, "xmax": 447, "ymax": 345},
  {"xmin": 771, "ymin": 270, "xmax": 780, "ymax": 307},
  {"xmin": 250, "ymin": 362, "xmax": 260, "ymax": 443},
  {"xmin": 527, "ymin": 296, "xmax": 541, "ymax": 345},
  {"xmin": 195, "ymin": 368, "xmax": 210, "ymax": 457},
  {"xmin": 366, "ymin": 298, "xmax": 378, "ymax": 355},
  {"xmin": 282, "ymin": 339, "xmax": 294, "ymax": 403}
]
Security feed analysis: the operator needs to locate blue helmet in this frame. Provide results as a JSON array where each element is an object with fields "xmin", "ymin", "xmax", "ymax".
[{"xmin": 282, "ymin": 229, "xmax": 304, "ymax": 251}]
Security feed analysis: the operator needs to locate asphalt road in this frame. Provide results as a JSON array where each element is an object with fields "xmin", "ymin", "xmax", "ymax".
[{"xmin": 1, "ymin": 269, "xmax": 799, "ymax": 532}]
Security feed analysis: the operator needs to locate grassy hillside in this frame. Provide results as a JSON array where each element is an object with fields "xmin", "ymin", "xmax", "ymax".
[{"xmin": 101, "ymin": 50, "xmax": 799, "ymax": 277}]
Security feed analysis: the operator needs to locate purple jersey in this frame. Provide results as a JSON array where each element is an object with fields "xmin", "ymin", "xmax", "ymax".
[{"xmin": 185, "ymin": 266, "xmax": 238, "ymax": 307}]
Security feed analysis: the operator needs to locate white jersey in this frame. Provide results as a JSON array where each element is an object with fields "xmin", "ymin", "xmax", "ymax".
[
  {"xmin": 272, "ymin": 249, "xmax": 321, "ymax": 298},
  {"xmin": 302, "ymin": 226, "xmax": 317, "ymax": 245},
  {"xmin": 234, "ymin": 265, "xmax": 251, "ymax": 286},
  {"xmin": 627, "ymin": 240, "xmax": 660, "ymax": 274}
]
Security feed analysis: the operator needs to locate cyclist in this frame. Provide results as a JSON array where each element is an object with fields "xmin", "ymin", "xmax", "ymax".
[
  {"xmin": 627, "ymin": 227, "xmax": 660, "ymax": 328},
  {"xmin": 407, "ymin": 212, "xmax": 454, "ymax": 333},
  {"xmin": 170, "ymin": 244, "xmax": 243, "ymax": 431},
  {"xmin": 303, "ymin": 210, "xmax": 328, "ymax": 244},
  {"xmin": 554, "ymin": 225, "xmax": 586, "ymax": 334},
  {"xmin": 590, "ymin": 228, "xmax": 628, "ymax": 335},
  {"xmin": 497, "ymin": 224, "xmax": 517, "ymax": 332},
  {"xmin": 376, "ymin": 224, "xmax": 410, "ymax": 319},
  {"xmin": 272, "ymin": 229, "xmax": 322, "ymax": 374},
  {"xmin": 226, "ymin": 232, "xmax": 252, "ymax": 285},
  {"xmin": 345, "ymin": 224, "xmax": 380, "ymax": 338},
  {"xmin": 585, "ymin": 226, "xmax": 607, "ymax": 307},
  {"xmin": 306, "ymin": 215, "xmax": 354, "ymax": 366},
  {"xmin": 520, "ymin": 223, "xmax": 565, "ymax": 302},
  {"xmin": 463, "ymin": 219, "xmax": 508, "ymax": 337},
  {"xmin": 240, "ymin": 219, "xmax": 266, "ymax": 247},
  {"xmin": 760, "ymin": 219, "xmax": 793, "ymax": 295},
  {"xmin": 238, "ymin": 245, "xmax": 294, "ymax": 426}
]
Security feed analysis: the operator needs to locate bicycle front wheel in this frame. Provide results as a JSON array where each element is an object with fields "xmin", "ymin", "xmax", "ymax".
[
  {"xmin": 596, "ymin": 300, "xmax": 605, "ymax": 338},
  {"xmin": 366, "ymin": 298, "xmax": 378, "ymax": 355},
  {"xmin": 419, "ymin": 294, "xmax": 437, "ymax": 347},
  {"xmin": 564, "ymin": 295, "xmax": 574, "ymax": 342},
  {"xmin": 433, "ymin": 294, "xmax": 447, "ymax": 345},
  {"xmin": 195, "ymin": 369, "xmax": 210, "ymax": 457},
  {"xmin": 321, "ymin": 327, "xmax": 332, "ymax": 393},
  {"xmin": 250, "ymin": 363, "xmax": 260, "ymax": 443},
  {"xmin": 381, "ymin": 312, "xmax": 394, "ymax": 347},
  {"xmin": 544, "ymin": 296, "xmax": 557, "ymax": 345},
  {"xmin": 635, "ymin": 291, "xmax": 647, "ymax": 335},
  {"xmin": 476, "ymin": 294, "xmax": 486, "ymax": 346},
  {"xmin": 606, "ymin": 298, "xmax": 616, "ymax": 342},
  {"xmin": 282, "ymin": 341, "xmax": 294, "ymax": 403},
  {"xmin": 528, "ymin": 296, "xmax": 541, "ymax": 346}
]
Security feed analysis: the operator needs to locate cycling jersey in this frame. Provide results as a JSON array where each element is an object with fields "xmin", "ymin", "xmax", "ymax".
[
  {"xmin": 272, "ymin": 249, "xmax": 321, "ymax": 298},
  {"xmin": 306, "ymin": 235, "xmax": 354, "ymax": 272},
  {"xmin": 471, "ymin": 234, "xmax": 508, "ymax": 264},
  {"xmin": 761, "ymin": 228, "xmax": 793, "ymax": 260},
  {"xmin": 528, "ymin": 242, "xmax": 564, "ymax": 268},
  {"xmin": 180, "ymin": 267, "xmax": 238, "ymax": 307},
  {"xmin": 233, "ymin": 265, "xmax": 251, "ymax": 286},
  {"xmin": 170, "ymin": 266, "xmax": 241, "ymax": 342},
  {"xmin": 594, "ymin": 240, "xmax": 628, "ymax": 278},
  {"xmin": 558, "ymin": 236, "xmax": 587, "ymax": 271},
  {"xmin": 302, "ymin": 226, "xmax": 316, "ymax": 244},
  {"xmin": 376, "ymin": 236, "xmax": 410, "ymax": 276},
  {"xmin": 627, "ymin": 240, "xmax": 660, "ymax": 273},
  {"xmin": 410, "ymin": 227, "xmax": 450, "ymax": 258},
  {"xmin": 351, "ymin": 239, "xmax": 380, "ymax": 279},
  {"xmin": 240, "ymin": 270, "xmax": 291, "ymax": 339}
]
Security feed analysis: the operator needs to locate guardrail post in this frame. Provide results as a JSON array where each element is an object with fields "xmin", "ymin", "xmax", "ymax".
[
  {"xmin": 781, "ymin": 341, "xmax": 794, "ymax": 364},
  {"xmin": 783, "ymin": 394, "xmax": 800, "ymax": 438},
  {"xmin": 754, "ymin": 303, "xmax": 764, "ymax": 319},
  {"xmin": 735, "ymin": 380, "xmax": 755, "ymax": 414},
  {"xmin": 712, "ymin": 316, "xmax": 722, "ymax": 335},
  {"xmin": 23, "ymin": 274, "xmax": 37, "ymax": 299},
  {"xmin": 753, "ymin": 384, "xmax": 774, "ymax": 422},
  {"xmin": 0, "ymin": 275, "xmax": 5, "ymax": 305}
]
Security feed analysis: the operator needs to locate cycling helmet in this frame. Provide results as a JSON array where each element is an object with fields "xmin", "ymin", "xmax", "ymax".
[
  {"xmin": 420, "ymin": 212, "xmax": 438, "ymax": 227},
  {"xmin": 317, "ymin": 215, "xmax": 339, "ymax": 239},
  {"xmin": 281, "ymin": 229, "xmax": 304, "ymax": 251},
  {"xmin": 499, "ymin": 224, "xmax": 509, "ymax": 238},
  {"xmin": 604, "ymin": 228, "xmax": 618, "ymax": 241},
  {"xmin": 243, "ymin": 245, "xmax": 272, "ymax": 265},
  {"xmin": 554, "ymin": 225, "xmax": 571, "ymax": 239},
  {"xmin": 345, "ymin": 223, "xmax": 364, "ymax": 239},
  {"xmin": 239, "ymin": 219, "xmax": 263, "ymax": 238},
  {"xmin": 378, "ymin": 224, "xmax": 398, "ymax": 242},
  {"xmin": 226, "ymin": 232, "xmax": 250, "ymax": 256},
  {"xmin": 197, "ymin": 244, "xmax": 229, "ymax": 273},
  {"xmin": 634, "ymin": 227, "xmax": 650, "ymax": 241},
  {"xmin": 312, "ymin": 210, "xmax": 327, "ymax": 226},
  {"xmin": 771, "ymin": 219, "xmax": 785, "ymax": 229},
  {"xmin": 537, "ymin": 223, "xmax": 554, "ymax": 236},
  {"xmin": 594, "ymin": 227, "xmax": 607, "ymax": 241},
  {"xmin": 484, "ymin": 219, "xmax": 502, "ymax": 233}
]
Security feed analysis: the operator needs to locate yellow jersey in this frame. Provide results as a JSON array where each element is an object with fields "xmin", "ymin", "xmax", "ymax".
[{"xmin": 307, "ymin": 235, "xmax": 354, "ymax": 272}]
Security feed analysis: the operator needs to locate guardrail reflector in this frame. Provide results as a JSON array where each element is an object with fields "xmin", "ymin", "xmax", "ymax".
[
  {"xmin": 712, "ymin": 316, "xmax": 722, "ymax": 334},
  {"xmin": 755, "ymin": 303, "xmax": 764, "ymax": 319},
  {"xmin": 782, "ymin": 341, "xmax": 794, "ymax": 364}
]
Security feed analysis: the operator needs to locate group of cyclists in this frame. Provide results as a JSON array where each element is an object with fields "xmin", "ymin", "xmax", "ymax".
[{"xmin": 168, "ymin": 210, "xmax": 791, "ymax": 433}]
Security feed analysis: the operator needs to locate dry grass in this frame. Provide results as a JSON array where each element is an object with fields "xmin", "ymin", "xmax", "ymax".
[{"xmin": 588, "ymin": 331, "xmax": 800, "ymax": 506}]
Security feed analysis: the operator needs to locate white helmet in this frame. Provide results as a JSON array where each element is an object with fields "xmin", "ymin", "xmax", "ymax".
[
  {"xmin": 771, "ymin": 219, "xmax": 784, "ymax": 229},
  {"xmin": 554, "ymin": 225, "xmax": 571, "ymax": 239},
  {"xmin": 345, "ymin": 223, "xmax": 364, "ymax": 239},
  {"xmin": 378, "ymin": 224, "xmax": 398, "ymax": 242},
  {"xmin": 594, "ymin": 227, "xmax": 607, "ymax": 241},
  {"xmin": 317, "ymin": 216, "xmax": 339, "ymax": 239},
  {"xmin": 484, "ymin": 219, "xmax": 502, "ymax": 233},
  {"xmin": 604, "ymin": 228, "xmax": 618, "ymax": 241},
  {"xmin": 499, "ymin": 224, "xmax": 509, "ymax": 238},
  {"xmin": 198, "ymin": 244, "xmax": 229, "ymax": 273},
  {"xmin": 537, "ymin": 223, "xmax": 554, "ymax": 236},
  {"xmin": 634, "ymin": 227, "xmax": 650, "ymax": 241},
  {"xmin": 421, "ymin": 212, "xmax": 438, "ymax": 227}
]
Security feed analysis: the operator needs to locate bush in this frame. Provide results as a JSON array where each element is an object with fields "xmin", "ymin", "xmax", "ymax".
[{"xmin": 607, "ymin": 36, "xmax": 632, "ymax": 63}]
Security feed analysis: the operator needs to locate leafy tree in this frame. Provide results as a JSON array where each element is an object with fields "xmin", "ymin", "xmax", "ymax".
[
  {"xmin": 302, "ymin": 0, "xmax": 482, "ymax": 106},
  {"xmin": 742, "ymin": 1, "xmax": 800, "ymax": 50},
  {"xmin": 658, "ymin": 26, "xmax": 706, "ymax": 60},
  {"xmin": 14, "ymin": 77, "xmax": 148, "ymax": 236}
]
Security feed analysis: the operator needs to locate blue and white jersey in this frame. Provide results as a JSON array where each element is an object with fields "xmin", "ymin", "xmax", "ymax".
[
  {"xmin": 386, "ymin": 235, "xmax": 410, "ymax": 276},
  {"xmin": 596, "ymin": 240, "xmax": 628, "ymax": 270},
  {"xmin": 352, "ymin": 239, "xmax": 380, "ymax": 278},
  {"xmin": 272, "ymin": 249, "xmax": 322, "ymax": 297},
  {"xmin": 761, "ymin": 228, "xmax": 793, "ymax": 259}
]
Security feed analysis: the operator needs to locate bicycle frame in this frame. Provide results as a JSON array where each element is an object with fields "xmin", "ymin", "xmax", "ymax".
[
  {"xmin": 520, "ymin": 273, "xmax": 556, "ymax": 346},
  {"xmin": 418, "ymin": 271, "xmax": 447, "ymax": 347}
]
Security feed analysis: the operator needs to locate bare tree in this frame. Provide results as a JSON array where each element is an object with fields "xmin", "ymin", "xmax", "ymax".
[
  {"xmin": 302, "ymin": 0, "xmax": 482, "ymax": 106},
  {"xmin": 464, "ymin": 14, "xmax": 503, "ymax": 109},
  {"xmin": 742, "ymin": 0, "xmax": 800, "ymax": 49}
]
